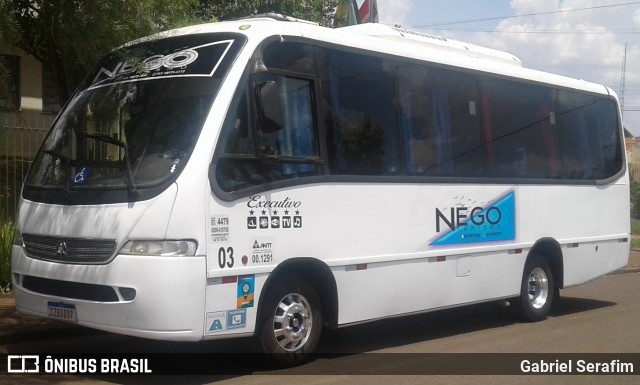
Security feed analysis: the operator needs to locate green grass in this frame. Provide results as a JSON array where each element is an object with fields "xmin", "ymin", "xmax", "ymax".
[
  {"xmin": 0, "ymin": 215, "xmax": 14, "ymax": 292},
  {"xmin": 631, "ymin": 219, "xmax": 640, "ymax": 250}
]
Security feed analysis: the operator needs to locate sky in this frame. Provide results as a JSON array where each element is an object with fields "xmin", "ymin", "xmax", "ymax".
[{"xmin": 363, "ymin": 0, "xmax": 640, "ymax": 136}]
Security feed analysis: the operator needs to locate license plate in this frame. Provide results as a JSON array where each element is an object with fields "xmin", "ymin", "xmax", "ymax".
[{"xmin": 47, "ymin": 302, "xmax": 77, "ymax": 322}]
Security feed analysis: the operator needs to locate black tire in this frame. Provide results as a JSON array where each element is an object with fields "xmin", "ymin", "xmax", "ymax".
[
  {"xmin": 513, "ymin": 255, "xmax": 555, "ymax": 322},
  {"xmin": 257, "ymin": 275, "xmax": 322, "ymax": 366}
]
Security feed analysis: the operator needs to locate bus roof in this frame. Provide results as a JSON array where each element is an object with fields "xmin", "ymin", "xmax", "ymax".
[
  {"xmin": 339, "ymin": 23, "xmax": 523, "ymax": 67},
  {"xmin": 130, "ymin": 15, "xmax": 612, "ymax": 97}
]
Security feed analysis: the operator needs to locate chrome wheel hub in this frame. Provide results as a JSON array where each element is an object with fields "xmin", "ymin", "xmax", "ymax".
[
  {"xmin": 527, "ymin": 267, "xmax": 549, "ymax": 309},
  {"xmin": 272, "ymin": 293, "xmax": 313, "ymax": 352}
]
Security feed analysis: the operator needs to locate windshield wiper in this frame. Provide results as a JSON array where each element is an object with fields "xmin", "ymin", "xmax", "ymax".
[
  {"xmin": 84, "ymin": 134, "xmax": 138, "ymax": 196},
  {"xmin": 42, "ymin": 149, "xmax": 72, "ymax": 195}
]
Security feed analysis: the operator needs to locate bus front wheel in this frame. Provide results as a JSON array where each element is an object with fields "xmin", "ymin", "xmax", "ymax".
[
  {"xmin": 514, "ymin": 255, "xmax": 555, "ymax": 322},
  {"xmin": 258, "ymin": 275, "xmax": 322, "ymax": 365}
]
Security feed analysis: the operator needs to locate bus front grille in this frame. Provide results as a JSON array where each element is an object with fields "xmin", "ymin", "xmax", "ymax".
[
  {"xmin": 22, "ymin": 234, "xmax": 117, "ymax": 264},
  {"xmin": 22, "ymin": 275, "xmax": 120, "ymax": 302}
]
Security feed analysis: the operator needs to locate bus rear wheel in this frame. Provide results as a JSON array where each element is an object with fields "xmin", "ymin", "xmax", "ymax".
[
  {"xmin": 258, "ymin": 275, "xmax": 322, "ymax": 365},
  {"xmin": 514, "ymin": 255, "xmax": 555, "ymax": 322}
]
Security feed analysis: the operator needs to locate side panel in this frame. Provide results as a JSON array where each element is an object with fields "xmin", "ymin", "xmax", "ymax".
[
  {"xmin": 562, "ymin": 240, "xmax": 629, "ymax": 287},
  {"xmin": 518, "ymin": 181, "xmax": 630, "ymax": 287},
  {"xmin": 204, "ymin": 178, "xmax": 628, "ymax": 329},
  {"xmin": 332, "ymin": 251, "xmax": 524, "ymax": 324}
]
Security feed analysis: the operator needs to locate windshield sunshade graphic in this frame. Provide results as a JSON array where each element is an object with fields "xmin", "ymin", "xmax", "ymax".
[{"xmin": 90, "ymin": 40, "xmax": 234, "ymax": 89}]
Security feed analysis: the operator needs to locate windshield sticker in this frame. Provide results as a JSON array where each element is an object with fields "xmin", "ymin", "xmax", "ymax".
[
  {"xmin": 246, "ymin": 195, "xmax": 303, "ymax": 230},
  {"xmin": 205, "ymin": 311, "xmax": 227, "ymax": 334},
  {"xmin": 90, "ymin": 40, "xmax": 234, "ymax": 89},
  {"xmin": 227, "ymin": 309, "xmax": 247, "ymax": 330},
  {"xmin": 210, "ymin": 216, "xmax": 230, "ymax": 243},
  {"xmin": 73, "ymin": 167, "xmax": 90, "ymax": 185},
  {"xmin": 251, "ymin": 239, "xmax": 274, "ymax": 265},
  {"xmin": 430, "ymin": 191, "xmax": 515, "ymax": 246},
  {"xmin": 205, "ymin": 309, "xmax": 247, "ymax": 334}
]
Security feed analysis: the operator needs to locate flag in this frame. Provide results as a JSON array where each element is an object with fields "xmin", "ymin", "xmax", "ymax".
[{"xmin": 359, "ymin": 0, "xmax": 379, "ymax": 23}]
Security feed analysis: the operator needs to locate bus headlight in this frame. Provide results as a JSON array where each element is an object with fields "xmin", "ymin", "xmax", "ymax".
[{"xmin": 120, "ymin": 240, "xmax": 198, "ymax": 257}]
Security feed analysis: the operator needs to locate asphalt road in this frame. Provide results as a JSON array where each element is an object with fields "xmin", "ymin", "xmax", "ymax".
[{"xmin": 1, "ymin": 271, "xmax": 639, "ymax": 385}]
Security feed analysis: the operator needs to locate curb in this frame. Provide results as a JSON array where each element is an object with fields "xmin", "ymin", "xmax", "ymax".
[{"xmin": 623, "ymin": 249, "xmax": 640, "ymax": 273}]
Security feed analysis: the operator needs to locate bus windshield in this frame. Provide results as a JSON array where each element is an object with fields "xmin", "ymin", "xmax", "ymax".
[{"xmin": 24, "ymin": 33, "xmax": 244, "ymax": 204}]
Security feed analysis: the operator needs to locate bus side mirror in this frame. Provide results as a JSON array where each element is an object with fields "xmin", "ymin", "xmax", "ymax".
[{"xmin": 255, "ymin": 81, "xmax": 284, "ymax": 133}]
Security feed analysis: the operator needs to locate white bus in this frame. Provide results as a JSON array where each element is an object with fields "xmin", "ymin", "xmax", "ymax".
[{"xmin": 12, "ymin": 15, "xmax": 629, "ymax": 363}]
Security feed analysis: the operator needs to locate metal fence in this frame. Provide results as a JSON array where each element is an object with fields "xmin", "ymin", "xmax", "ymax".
[
  {"xmin": 630, "ymin": 164, "xmax": 640, "ymax": 183},
  {"xmin": 1, "ymin": 111, "xmax": 52, "ymax": 218}
]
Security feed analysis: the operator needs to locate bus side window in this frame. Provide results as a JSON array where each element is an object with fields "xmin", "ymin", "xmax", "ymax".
[
  {"xmin": 324, "ymin": 52, "xmax": 401, "ymax": 176},
  {"xmin": 482, "ymin": 79, "xmax": 558, "ymax": 179},
  {"xmin": 255, "ymin": 74, "xmax": 317, "ymax": 156},
  {"xmin": 222, "ymin": 91, "xmax": 252, "ymax": 155},
  {"xmin": 398, "ymin": 65, "xmax": 436, "ymax": 174},
  {"xmin": 557, "ymin": 92, "xmax": 623, "ymax": 180},
  {"xmin": 398, "ymin": 66, "xmax": 484, "ymax": 177},
  {"xmin": 215, "ymin": 74, "xmax": 321, "ymax": 194},
  {"xmin": 595, "ymin": 99, "xmax": 624, "ymax": 178}
]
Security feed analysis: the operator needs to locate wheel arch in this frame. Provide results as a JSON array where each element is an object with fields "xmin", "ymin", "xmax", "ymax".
[
  {"xmin": 528, "ymin": 237, "xmax": 564, "ymax": 289},
  {"xmin": 258, "ymin": 257, "xmax": 339, "ymax": 330}
]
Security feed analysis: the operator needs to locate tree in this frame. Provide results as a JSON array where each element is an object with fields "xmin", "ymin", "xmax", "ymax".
[
  {"xmin": 200, "ymin": 0, "xmax": 338, "ymax": 27},
  {"xmin": 0, "ymin": 0, "xmax": 339, "ymax": 108},
  {"xmin": 0, "ymin": 0, "xmax": 200, "ymax": 102}
]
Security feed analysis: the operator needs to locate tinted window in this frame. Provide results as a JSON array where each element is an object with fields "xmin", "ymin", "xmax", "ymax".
[
  {"xmin": 214, "ymin": 39, "xmax": 625, "ymax": 199},
  {"xmin": 482, "ymin": 79, "xmax": 561, "ymax": 179},
  {"xmin": 557, "ymin": 91, "xmax": 622, "ymax": 180},
  {"xmin": 398, "ymin": 65, "xmax": 484, "ymax": 176},
  {"xmin": 216, "ymin": 74, "xmax": 320, "ymax": 193},
  {"xmin": 323, "ymin": 51, "xmax": 401, "ymax": 175}
]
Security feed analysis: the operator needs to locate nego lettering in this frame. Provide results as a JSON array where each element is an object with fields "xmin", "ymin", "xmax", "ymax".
[
  {"xmin": 436, "ymin": 206, "xmax": 501, "ymax": 232},
  {"xmin": 93, "ymin": 49, "xmax": 199, "ymax": 84}
]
